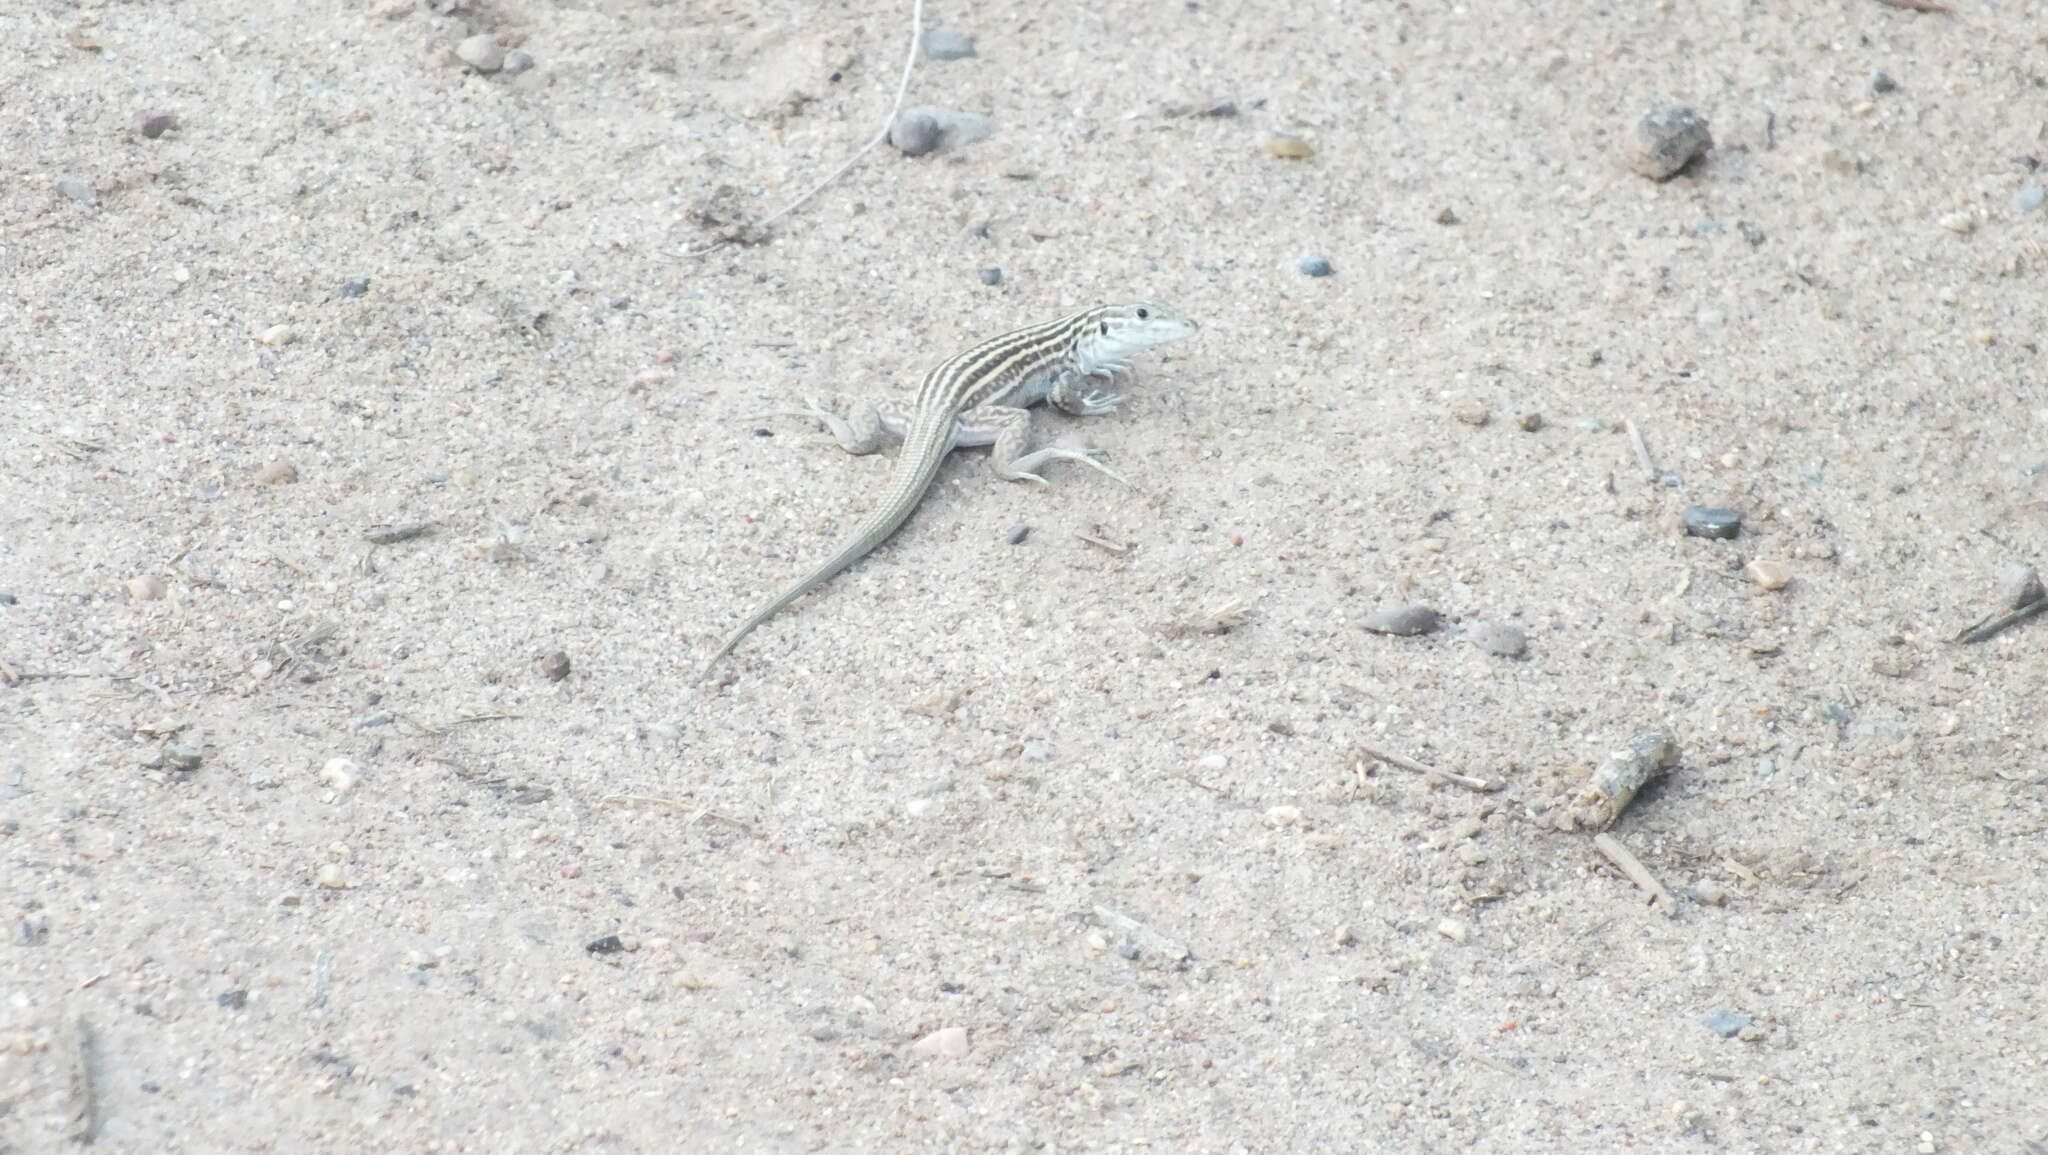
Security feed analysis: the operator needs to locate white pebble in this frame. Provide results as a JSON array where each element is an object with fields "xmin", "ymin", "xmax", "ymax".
[
  {"xmin": 1196, "ymin": 753, "xmax": 1228, "ymax": 771},
  {"xmin": 256, "ymin": 323, "xmax": 295, "ymax": 347},
  {"xmin": 1264, "ymin": 805, "xmax": 1302, "ymax": 827},
  {"xmin": 1436, "ymin": 918, "xmax": 1470, "ymax": 943},
  {"xmin": 912, "ymin": 1027, "xmax": 970, "ymax": 1059},
  {"xmin": 315, "ymin": 863, "xmax": 351, "ymax": 889},
  {"xmin": 319, "ymin": 757, "xmax": 361, "ymax": 793}
]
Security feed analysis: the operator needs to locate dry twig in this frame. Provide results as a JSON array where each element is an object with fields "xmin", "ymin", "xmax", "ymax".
[
  {"xmin": 1355, "ymin": 743, "xmax": 1497, "ymax": 792},
  {"xmin": 1593, "ymin": 832, "xmax": 1677, "ymax": 916}
]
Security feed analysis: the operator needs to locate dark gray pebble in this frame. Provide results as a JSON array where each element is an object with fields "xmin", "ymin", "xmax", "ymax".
[
  {"xmin": 1626, "ymin": 103, "xmax": 1713, "ymax": 180},
  {"xmin": 163, "ymin": 743, "xmax": 203, "ymax": 771},
  {"xmin": 1682, "ymin": 506, "xmax": 1743, "ymax": 539},
  {"xmin": 338, "ymin": 278, "xmax": 370, "ymax": 299},
  {"xmin": 1362, "ymin": 605, "xmax": 1441, "ymax": 636},
  {"xmin": 586, "ymin": 934, "xmax": 625, "ymax": 955},
  {"xmin": 1868, "ymin": 70, "xmax": 1896, "ymax": 94},
  {"xmin": 0, "ymin": 590, "xmax": 14, "ymax": 605},
  {"xmin": 980, "ymin": 266, "xmax": 1003, "ymax": 286},
  {"xmin": 1298, "ymin": 255, "xmax": 1334, "ymax": 277},
  {"xmin": 502, "ymin": 50, "xmax": 535, "ymax": 75},
  {"xmin": 135, "ymin": 111, "xmax": 179, "ymax": 139},
  {"xmin": 1005, "ymin": 523, "xmax": 1030, "ymax": 545}
]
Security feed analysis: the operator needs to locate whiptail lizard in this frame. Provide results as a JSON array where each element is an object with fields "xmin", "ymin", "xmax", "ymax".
[{"xmin": 701, "ymin": 300, "xmax": 1198, "ymax": 677}]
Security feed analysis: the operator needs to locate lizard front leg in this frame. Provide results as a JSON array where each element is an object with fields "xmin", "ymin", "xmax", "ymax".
[
  {"xmin": 955, "ymin": 404, "xmax": 1129, "ymax": 486},
  {"xmin": 1049, "ymin": 368, "xmax": 1125, "ymax": 418}
]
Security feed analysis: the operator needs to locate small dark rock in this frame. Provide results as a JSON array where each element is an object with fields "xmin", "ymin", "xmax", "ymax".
[
  {"xmin": 0, "ymin": 590, "xmax": 15, "ymax": 605},
  {"xmin": 1362, "ymin": 605, "xmax": 1442, "ymax": 636},
  {"xmin": 889, "ymin": 110, "xmax": 942, "ymax": 156},
  {"xmin": 163, "ymin": 743, "xmax": 203, "ymax": 772},
  {"xmin": 1005, "ymin": 523, "xmax": 1030, "ymax": 545},
  {"xmin": 537, "ymin": 650, "xmax": 572, "ymax": 682},
  {"xmin": 1868, "ymin": 70, "xmax": 1896, "ymax": 94},
  {"xmin": 338, "ymin": 278, "xmax": 370, "ymax": 299},
  {"xmin": 1681, "ymin": 506, "xmax": 1743, "ymax": 540},
  {"xmin": 585, "ymin": 935, "xmax": 625, "ymax": 955},
  {"xmin": 1435, "ymin": 206, "xmax": 1459, "ymax": 225},
  {"xmin": 135, "ymin": 111, "xmax": 179, "ymax": 139},
  {"xmin": 979, "ymin": 266, "xmax": 1003, "ymax": 286},
  {"xmin": 1298, "ymin": 255, "xmax": 1334, "ymax": 277},
  {"xmin": 502, "ymin": 50, "xmax": 535, "ymax": 75},
  {"xmin": 217, "ymin": 989, "xmax": 249, "ymax": 1009},
  {"xmin": 1626, "ymin": 103, "xmax": 1713, "ymax": 180}
]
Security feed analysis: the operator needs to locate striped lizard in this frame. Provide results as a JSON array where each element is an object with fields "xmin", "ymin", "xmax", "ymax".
[{"xmin": 702, "ymin": 300, "xmax": 1198, "ymax": 677}]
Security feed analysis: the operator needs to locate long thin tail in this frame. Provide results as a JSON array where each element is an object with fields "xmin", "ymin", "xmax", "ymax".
[{"xmin": 699, "ymin": 435, "xmax": 949, "ymax": 679}]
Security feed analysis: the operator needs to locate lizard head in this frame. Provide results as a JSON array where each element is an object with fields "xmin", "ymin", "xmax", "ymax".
[{"xmin": 1084, "ymin": 301, "xmax": 1198, "ymax": 363}]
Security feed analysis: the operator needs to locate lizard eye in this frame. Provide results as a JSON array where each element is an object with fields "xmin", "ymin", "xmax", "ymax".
[
  {"xmin": 1136, "ymin": 308, "xmax": 1148, "ymax": 319},
  {"xmin": 1099, "ymin": 321, "xmax": 1109, "ymax": 336}
]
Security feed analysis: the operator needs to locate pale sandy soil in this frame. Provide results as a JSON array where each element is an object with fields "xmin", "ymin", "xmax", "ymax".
[{"xmin": 4, "ymin": 0, "xmax": 2047, "ymax": 1151}]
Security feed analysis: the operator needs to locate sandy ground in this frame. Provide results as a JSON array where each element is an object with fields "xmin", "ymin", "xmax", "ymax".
[{"xmin": 4, "ymin": 0, "xmax": 2047, "ymax": 1150}]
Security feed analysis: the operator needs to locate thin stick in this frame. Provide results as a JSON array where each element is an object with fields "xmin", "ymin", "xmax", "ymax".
[
  {"xmin": 1355, "ymin": 743, "xmax": 1497, "ymax": 792},
  {"xmin": 600, "ymin": 794, "xmax": 753, "ymax": 831},
  {"xmin": 1593, "ymin": 832, "xmax": 1677, "ymax": 916},
  {"xmin": 1624, "ymin": 419, "xmax": 1659, "ymax": 480},
  {"xmin": 69, "ymin": 1016, "xmax": 100, "ymax": 1144},
  {"xmin": 1953, "ymin": 596, "xmax": 2048, "ymax": 644},
  {"xmin": 695, "ymin": 0, "xmax": 924, "ymax": 252}
]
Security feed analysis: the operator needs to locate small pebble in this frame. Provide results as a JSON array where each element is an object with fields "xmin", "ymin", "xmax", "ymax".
[
  {"xmin": 1701, "ymin": 1009, "xmax": 1751, "ymax": 1038},
  {"xmin": 1625, "ymin": 103, "xmax": 1713, "ymax": 180},
  {"xmin": 56, "ymin": 178, "xmax": 96, "ymax": 206},
  {"xmin": 979, "ymin": 266, "xmax": 1002, "ymax": 286},
  {"xmin": 585, "ymin": 935, "xmax": 625, "ymax": 955},
  {"xmin": 0, "ymin": 590, "xmax": 14, "ymax": 605},
  {"xmin": 256, "ymin": 324, "xmax": 295, "ymax": 347},
  {"xmin": 127, "ymin": 575, "xmax": 167, "ymax": 601},
  {"xmin": 315, "ymin": 863, "xmax": 351, "ymax": 889},
  {"xmin": 1262, "ymin": 134, "xmax": 1314, "ymax": 159},
  {"xmin": 1436, "ymin": 918, "xmax": 1469, "ymax": 943},
  {"xmin": 1435, "ymin": 206, "xmax": 1459, "ymax": 225},
  {"xmin": 217, "ymin": 989, "xmax": 249, "ymax": 1009},
  {"xmin": 1333, "ymin": 925, "xmax": 1356, "ymax": 947},
  {"xmin": 1867, "ymin": 70, "xmax": 1896, "ymax": 94},
  {"xmin": 1450, "ymin": 397, "xmax": 1491, "ymax": 426},
  {"xmin": 1468, "ymin": 621, "xmax": 1527, "ymax": 658},
  {"xmin": 255, "ymin": 460, "xmax": 298, "ymax": 485},
  {"xmin": 905, "ymin": 796, "xmax": 941, "ymax": 818},
  {"xmin": 1939, "ymin": 211, "xmax": 1976, "ymax": 236},
  {"xmin": 1362, "ymin": 605, "xmax": 1441, "ymax": 636},
  {"xmin": 537, "ymin": 650, "xmax": 572, "ymax": 682},
  {"xmin": 1996, "ymin": 562, "xmax": 2045, "ymax": 609},
  {"xmin": 1004, "ymin": 523, "xmax": 1029, "ymax": 545},
  {"xmin": 1297, "ymin": 255, "xmax": 1333, "ymax": 278},
  {"xmin": 1681, "ymin": 505, "xmax": 1743, "ymax": 540},
  {"xmin": 455, "ymin": 34, "xmax": 505, "ymax": 73},
  {"xmin": 163, "ymin": 743, "xmax": 202, "ymax": 771},
  {"xmin": 1746, "ymin": 559, "xmax": 1794, "ymax": 591},
  {"xmin": 319, "ymin": 757, "xmax": 361, "ymax": 793},
  {"xmin": 1197, "ymin": 752, "xmax": 1228, "ymax": 772},
  {"xmin": 922, "ymin": 25, "xmax": 976, "ymax": 60},
  {"xmin": 1516, "ymin": 412, "xmax": 1544, "ymax": 432},
  {"xmin": 1264, "ymin": 805, "xmax": 1301, "ymax": 827},
  {"xmin": 501, "ymin": 49, "xmax": 535, "ymax": 74},
  {"xmin": 1691, "ymin": 878, "xmax": 1730, "ymax": 906},
  {"xmin": 338, "ymin": 278, "xmax": 370, "ymax": 299},
  {"xmin": 134, "ymin": 111, "xmax": 178, "ymax": 139},
  {"xmin": 887, "ymin": 106, "xmax": 996, "ymax": 156},
  {"xmin": 2015, "ymin": 184, "xmax": 2045, "ymax": 213},
  {"xmin": 1021, "ymin": 740, "xmax": 1052, "ymax": 762},
  {"xmin": 912, "ymin": 1027, "xmax": 970, "ymax": 1059},
  {"xmin": 137, "ymin": 748, "xmax": 165, "ymax": 770}
]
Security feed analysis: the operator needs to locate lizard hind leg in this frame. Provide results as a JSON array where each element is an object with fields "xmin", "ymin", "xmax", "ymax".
[{"xmin": 745, "ymin": 396, "xmax": 909, "ymax": 456}]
